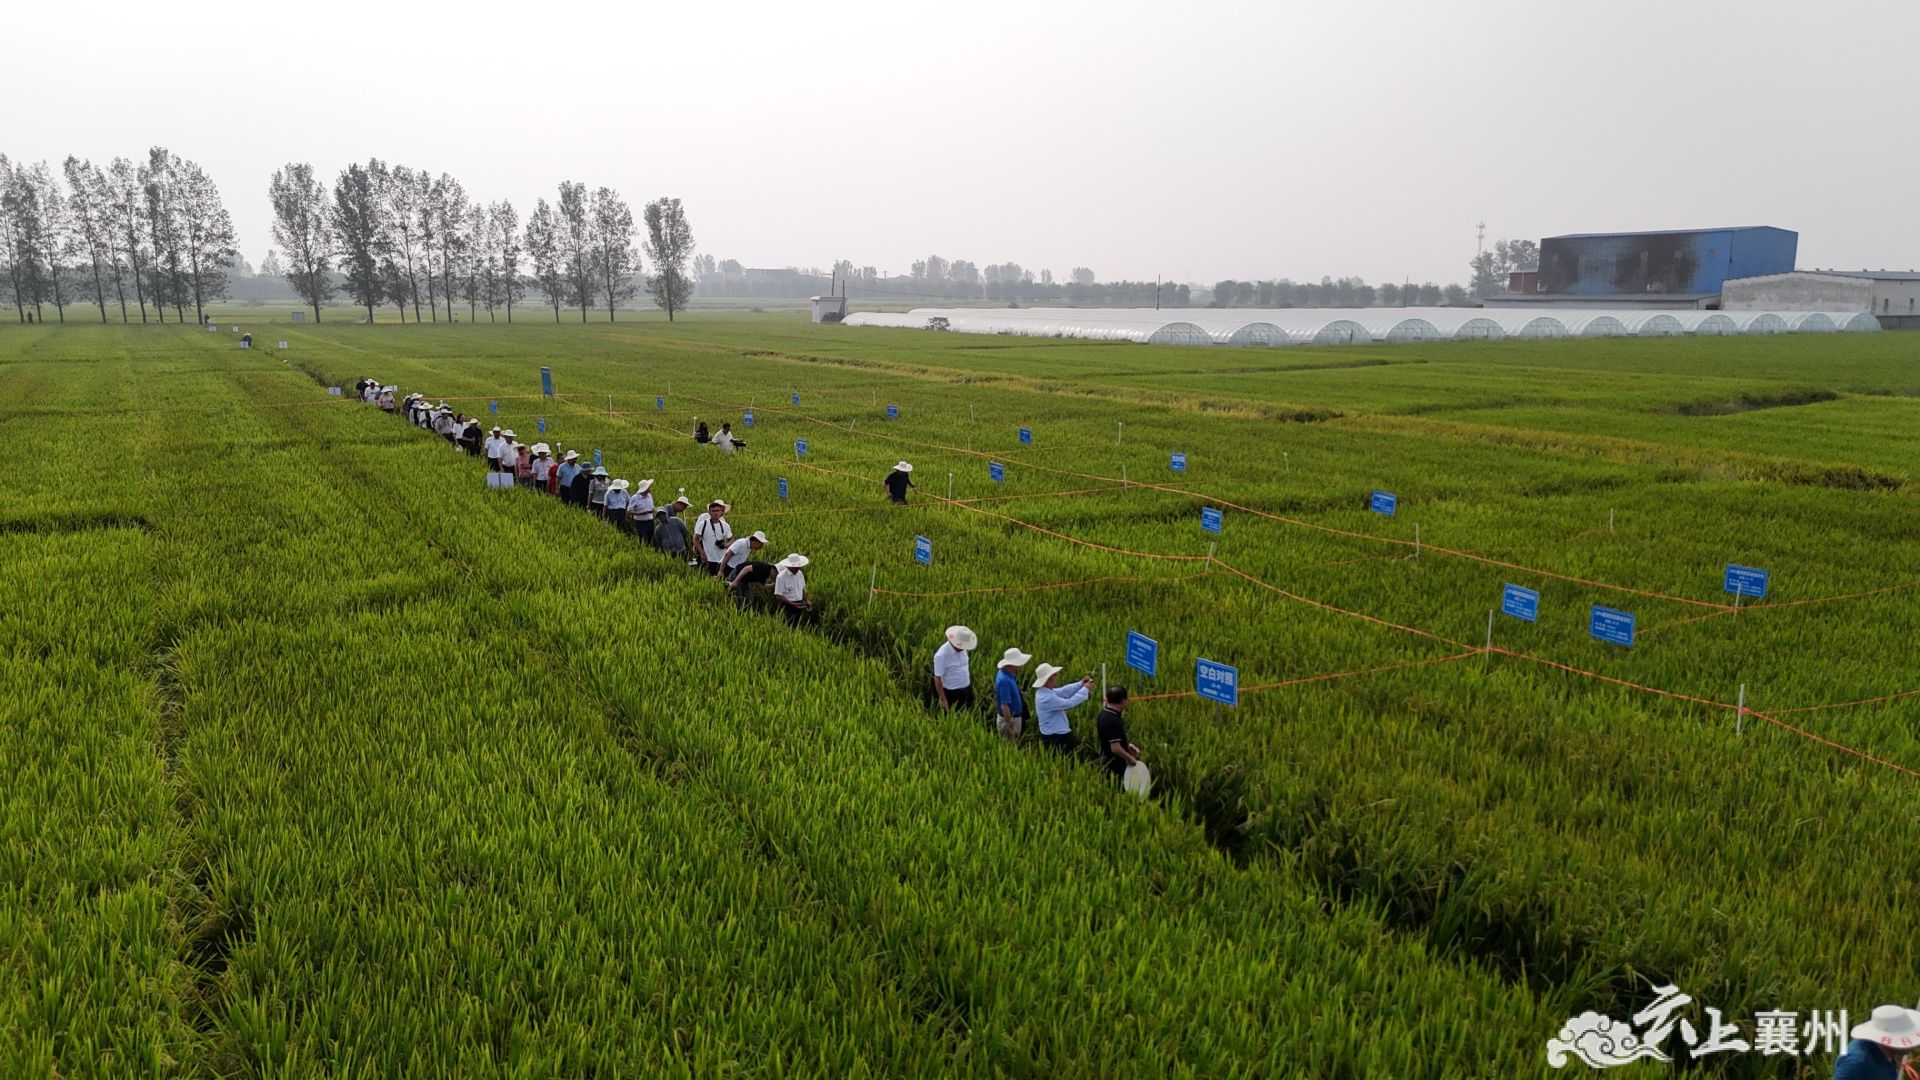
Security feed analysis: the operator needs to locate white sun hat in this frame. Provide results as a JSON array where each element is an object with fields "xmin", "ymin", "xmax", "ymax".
[
  {"xmin": 1853, "ymin": 1005, "xmax": 1920, "ymax": 1049},
  {"xmin": 1122, "ymin": 762, "xmax": 1153, "ymax": 798},
  {"xmin": 562, "ymin": 450, "xmax": 580, "ymax": 461},
  {"xmin": 591, "ymin": 466, "xmax": 608, "ymax": 477},
  {"xmin": 532, "ymin": 443, "xmax": 550, "ymax": 455},
  {"xmin": 1031, "ymin": 662, "xmax": 1064, "ymax": 688},
  {"xmin": 894, "ymin": 461, "xmax": 913, "ymax": 472},
  {"xmin": 501, "ymin": 429, "xmax": 515, "ymax": 438},
  {"xmin": 749, "ymin": 531, "xmax": 768, "ymax": 544},
  {"xmin": 491, "ymin": 425, "xmax": 502, "ymax": 433},
  {"xmin": 997, "ymin": 647, "xmax": 1032, "ymax": 669},
  {"xmin": 634, "ymin": 479, "xmax": 654, "ymax": 494},
  {"xmin": 944, "ymin": 625, "xmax": 977, "ymax": 651},
  {"xmin": 777, "ymin": 553, "xmax": 809, "ymax": 570},
  {"xmin": 608, "ymin": 479, "xmax": 629, "ymax": 492},
  {"xmin": 709, "ymin": 499, "xmax": 730, "ymax": 512}
]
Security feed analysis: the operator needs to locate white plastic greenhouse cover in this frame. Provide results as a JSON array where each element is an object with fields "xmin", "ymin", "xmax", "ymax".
[
  {"xmin": 1831, "ymin": 312, "xmax": 1881, "ymax": 332},
  {"xmin": 1728, "ymin": 312, "xmax": 1788, "ymax": 333},
  {"xmin": 1610, "ymin": 312, "xmax": 1685, "ymax": 337},
  {"xmin": 1558, "ymin": 313, "xmax": 1629, "ymax": 337},
  {"xmin": 1785, "ymin": 312, "xmax": 1835, "ymax": 333},
  {"xmin": 1671, "ymin": 312, "xmax": 1738, "ymax": 335},
  {"xmin": 1418, "ymin": 312, "xmax": 1506, "ymax": 340}
]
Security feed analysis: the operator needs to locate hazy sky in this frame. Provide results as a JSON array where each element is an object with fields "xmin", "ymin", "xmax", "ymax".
[{"xmin": 9, "ymin": 0, "xmax": 1918, "ymax": 285}]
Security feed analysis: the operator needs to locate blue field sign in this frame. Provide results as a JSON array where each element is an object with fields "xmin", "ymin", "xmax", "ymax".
[
  {"xmin": 1370, "ymin": 490, "xmax": 1397, "ymax": 516},
  {"xmin": 743, "ymin": 410, "xmax": 755, "ymax": 428},
  {"xmin": 1019, "ymin": 427, "xmax": 1032, "ymax": 446},
  {"xmin": 886, "ymin": 404, "xmax": 900, "ymax": 420},
  {"xmin": 1501, "ymin": 584, "xmax": 1540, "ymax": 622},
  {"xmin": 1590, "ymin": 605, "xmax": 1636, "ymax": 647},
  {"xmin": 488, "ymin": 399, "xmax": 498, "ymax": 415},
  {"xmin": 913, "ymin": 535, "xmax": 932, "ymax": 566},
  {"xmin": 1125, "ymin": 631, "xmax": 1159, "ymax": 677},
  {"xmin": 778, "ymin": 477, "xmax": 789, "ymax": 501},
  {"xmin": 1170, "ymin": 452, "xmax": 1187, "ymax": 472},
  {"xmin": 795, "ymin": 438, "xmax": 808, "ymax": 457},
  {"xmin": 1201, "ymin": 507, "xmax": 1223, "ymax": 534},
  {"xmin": 1195, "ymin": 658, "xmax": 1239, "ymax": 707},
  {"xmin": 540, "ymin": 367, "xmax": 553, "ymax": 397},
  {"xmin": 656, "ymin": 395, "xmax": 664, "ymax": 411},
  {"xmin": 990, "ymin": 461, "xmax": 1006, "ymax": 483},
  {"xmin": 791, "ymin": 391, "xmax": 800, "ymax": 406},
  {"xmin": 592, "ymin": 449, "xmax": 602, "ymax": 468},
  {"xmin": 1724, "ymin": 564, "xmax": 1770, "ymax": 599},
  {"xmin": 536, "ymin": 417, "xmax": 546, "ymax": 434}
]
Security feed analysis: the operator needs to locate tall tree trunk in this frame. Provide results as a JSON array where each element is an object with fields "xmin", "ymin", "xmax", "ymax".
[
  {"xmin": 5, "ymin": 264, "xmax": 22, "ymax": 322},
  {"xmin": 112, "ymin": 265, "xmax": 128, "ymax": 322},
  {"xmin": 90, "ymin": 255, "xmax": 108, "ymax": 323},
  {"xmin": 313, "ymin": 298, "xmax": 322, "ymax": 324},
  {"xmin": 366, "ymin": 300, "xmax": 374, "ymax": 323},
  {"xmin": 129, "ymin": 248, "xmax": 147, "ymax": 322}
]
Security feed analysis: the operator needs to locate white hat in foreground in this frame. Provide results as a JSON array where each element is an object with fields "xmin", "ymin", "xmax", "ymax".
[
  {"xmin": 998, "ymin": 647, "xmax": 1032, "ymax": 669},
  {"xmin": 777, "ymin": 553, "xmax": 809, "ymax": 570},
  {"xmin": 944, "ymin": 625, "xmax": 977, "ymax": 651},
  {"xmin": 709, "ymin": 499, "xmax": 730, "ymax": 512},
  {"xmin": 1853, "ymin": 1005, "xmax": 1920, "ymax": 1049},
  {"xmin": 1122, "ymin": 762, "xmax": 1153, "ymax": 798},
  {"xmin": 608, "ymin": 479, "xmax": 629, "ymax": 492},
  {"xmin": 532, "ymin": 443, "xmax": 550, "ymax": 455},
  {"xmin": 563, "ymin": 450, "xmax": 580, "ymax": 461},
  {"xmin": 749, "ymin": 531, "xmax": 768, "ymax": 544},
  {"xmin": 501, "ymin": 429, "xmax": 516, "ymax": 438},
  {"xmin": 1031, "ymin": 662, "xmax": 1064, "ymax": 688},
  {"xmin": 894, "ymin": 461, "xmax": 913, "ymax": 472},
  {"xmin": 634, "ymin": 479, "xmax": 654, "ymax": 494}
]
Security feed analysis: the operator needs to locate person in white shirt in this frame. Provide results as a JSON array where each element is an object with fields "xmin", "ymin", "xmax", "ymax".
[
  {"xmin": 529, "ymin": 444, "xmax": 553, "ymax": 487},
  {"xmin": 625, "ymin": 479, "xmax": 656, "ymax": 543},
  {"xmin": 723, "ymin": 530, "xmax": 767, "ymax": 576},
  {"xmin": 605, "ymin": 480, "xmax": 630, "ymax": 528},
  {"xmin": 1032, "ymin": 662, "xmax": 1094, "ymax": 754},
  {"xmin": 771, "ymin": 553, "xmax": 810, "ymax": 625},
  {"xmin": 484, "ymin": 427, "xmax": 505, "ymax": 471},
  {"xmin": 693, "ymin": 500, "xmax": 733, "ymax": 577},
  {"xmin": 932, "ymin": 625, "xmax": 978, "ymax": 711},
  {"xmin": 492, "ymin": 436, "xmax": 520, "ymax": 491},
  {"xmin": 714, "ymin": 422, "xmax": 737, "ymax": 454}
]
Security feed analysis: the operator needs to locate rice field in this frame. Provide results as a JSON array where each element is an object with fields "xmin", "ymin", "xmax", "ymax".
[{"xmin": 4, "ymin": 312, "xmax": 1917, "ymax": 1077}]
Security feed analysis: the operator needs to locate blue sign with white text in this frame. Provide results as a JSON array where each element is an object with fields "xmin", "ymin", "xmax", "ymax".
[
  {"xmin": 1590, "ymin": 605, "xmax": 1636, "ymax": 647},
  {"xmin": 1201, "ymin": 507, "xmax": 1223, "ymax": 534},
  {"xmin": 778, "ymin": 477, "xmax": 789, "ymax": 501},
  {"xmin": 1019, "ymin": 427, "xmax": 1032, "ymax": 446},
  {"xmin": 656, "ymin": 396, "xmax": 664, "ymax": 410},
  {"xmin": 1170, "ymin": 452, "xmax": 1187, "ymax": 472},
  {"xmin": 540, "ymin": 367, "xmax": 553, "ymax": 397},
  {"xmin": 795, "ymin": 439, "xmax": 808, "ymax": 457},
  {"xmin": 743, "ymin": 410, "xmax": 754, "ymax": 428},
  {"xmin": 592, "ymin": 449, "xmax": 602, "ymax": 469},
  {"xmin": 1501, "ymin": 584, "xmax": 1540, "ymax": 622},
  {"xmin": 1724, "ymin": 564, "xmax": 1770, "ymax": 599},
  {"xmin": 537, "ymin": 417, "xmax": 546, "ymax": 434},
  {"xmin": 990, "ymin": 461, "xmax": 1005, "ymax": 483},
  {"xmin": 1125, "ymin": 631, "xmax": 1159, "ymax": 677},
  {"xmin": 1370, "ymin": 490, "xmax": 1397, "ymax": 516},
  {"xmin": 1195, "ymin": 658, "xmax": 1239, "ymax": 707},
  {"xmin": 913, "ymin": 535, "xmax": 932, "ymax": 565},
  {"xmin": 488, "ymin": 399, "xmax": 497, "ymax": 415},
  {"xmin": 791, "ymin": 392, "xmax": 800, "ymax": 406},
  {"xmin": 886, "ymin": 404, "xmax": 899, "ymax": 420}
]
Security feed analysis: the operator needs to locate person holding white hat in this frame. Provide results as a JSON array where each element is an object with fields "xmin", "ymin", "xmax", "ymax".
[
  {"xmin": 1833, "ymin": 1005, "xmax": 1920, "ymax": 1079},
  {"xmin": 932, "ymin": 625, "xmax": 978, "ymax": 711},
  {"xmin": 884, "ymin": 461, "xmax": 916, "ymax": 505},
  {"xmin": 993, "ymin": 647, "xmax": 1033, "ymax": 739},
  {"xmin": 722, "ymin": 530, "xmax": 767, "ymax": 578},
  {"xmin": 625, "ymin": 479, "xmax": 656, "ymax": 542},
  {"xmin": 694, "ymin": 499, "xmax": 734, "ymax": 577},
  {"xmin": 1032, "ymin": 662, "xmax": 1094, "ymax": 754},
  {"xmin": 604, "ymin": 479, "xmax": 630, "ymax": 525},
  {"xmin": 771, "ymin": 553, "xmax": 811, "ymax": 625}
]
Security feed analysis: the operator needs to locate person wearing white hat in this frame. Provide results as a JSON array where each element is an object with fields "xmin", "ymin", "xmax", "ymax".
[
  {"xmin": 494, "ymin": 435, "xmax": 520, "ymax": 491},
  {"xmin": 377, "ymin": 386, "xmax": 395, "ymax": 412},
  {"xmin": 1833, "ymin": 1005, "xmax": 1920, "ymax": 1079},
  {"xmin": 625, "ymin": 479, "xmax": 656, "ymax": 543},
  {"xmin": 884, "ymin": 461, "xmax": 916, "ymax": 505},
  {"xmin": 460, "ymin": 417, "xmax": 483, "ymax": 456},
  {"xmin": 932, "ymin": 625, "xmax": 978, "ymax": 711},
  {"xmin": 527, "ymin": 443, "xmax": 552, "ymax": 488},
  {"xmin": 722, "ymin": 530, "xmax": 767, "ymax": 578},
  {"xmin": 993, "ymin": 647, "xmax": 1033, "ymax": 739},
  {"xmin": 771, "ymin": 553, "xmax": 811, "ymax": 625},
  {"xmin": 604, "ymin": 479, "xmax": 630, "ymax": 525},
  {"xmin": 586, "ymin": 467, "xmax": 611, "ymax": 514},
  {"xmin": 1033, "ymin": 662, "xmax": 1094, "ymax": 754},
  {"xmin": 556, "ymin": 451, "xmax": 583, "ymax": 503},
  {"xmin": 655, "ymin": 494, "xmax": 693, "ymax": 563},
  {"xmin": 694, "ymin": 499, "xmax": 734, "ymax": 577},
  {"xmin": 484, "ymin": 426, "xmax": 506, "ymax": 472}
]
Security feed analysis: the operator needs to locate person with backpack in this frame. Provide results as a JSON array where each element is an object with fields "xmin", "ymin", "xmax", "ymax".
[{"xmin": 694, "ymin": 500, "xmax": 734, "ymax": 577}]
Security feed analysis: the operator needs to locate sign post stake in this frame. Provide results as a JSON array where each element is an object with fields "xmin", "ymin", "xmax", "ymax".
[
  {"xmin": 1117, "ymin": 421, "xmax": 1123, "ymax": 445},
  {"xmin": 607, "ymin": 394, "xmax": 612, "ymax": 418},
  {"xmin": 1101, "ymin": 663, "xmax": 1108, "ymax": 702},
  {"xmin": 947, "ymin": 472, "xmax": 953, "ymax": 501},
  {"xmin": 969, "ymin": 404, "xmax": 975, "ymax": 424},
  {"xmin": 1122, "ymin": 464, "xmax": 1128, "ymax": 488},
  {"xmin": 1206, "ymin": 541, "xmax": 1216, "ymax": 572},
  {"xmin": 1609, "ymin": 509, "xmax": 1615, "ymax": 534},
  {"xmin": 1415, "ymin": 523, "xmax": 1421, "ymax": 557},
  {"xmin": 1736, "ymin": 683, "xmax": 1746, "ymax": 735},
  {"xmin": 1284, "ymin": 451, "xmax": 1290, "ymax": 472},
  {"xmin": 867, "ymin": 562, "xmax": 878, "ymax": 611},
  {"xmin": 1734, "ymin": 589, "xmax": 1741, "ymax": 620},
  {"xmin": 1485, "ymin": 609, "xmax": 1494, "ymax": 654}
]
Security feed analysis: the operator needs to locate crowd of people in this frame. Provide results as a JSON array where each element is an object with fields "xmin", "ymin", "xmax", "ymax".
[{"xmin": 354, "ymin": 377, "xmax": 1147, "ymax": 791}]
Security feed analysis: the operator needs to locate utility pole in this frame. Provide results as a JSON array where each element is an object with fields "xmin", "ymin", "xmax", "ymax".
[{"xmin": 1476, "ymin": 220, "xmax": 1486, "ymax": 259}]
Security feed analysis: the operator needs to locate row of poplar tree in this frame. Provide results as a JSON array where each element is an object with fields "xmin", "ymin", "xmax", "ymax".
[
  {"xmin": 0, "ymin": 148, "xmax": 698, "ymax": 326},
  {"xmin": 1, "ymin": 149, "xmax": 236, "ymax": 325},
  {"xmin": 269, "ymin": 161, "xmax": 695, "ymax": 325}
]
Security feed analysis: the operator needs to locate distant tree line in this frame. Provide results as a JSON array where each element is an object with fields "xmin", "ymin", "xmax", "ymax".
[
  {"xmin": 269, "ymin": 161, "xmax": 699, "ymax": 323},
  {"xmin": 1209, "ymin": 277, "xmax": 1470, "ymax": 308},
  {"xmin": 1, "ymin": 148, "xmax": 237, "ymax": 325},
  {"xmin": 692, "ymin": 256, "xmax": 1192, "ymax": 307}
]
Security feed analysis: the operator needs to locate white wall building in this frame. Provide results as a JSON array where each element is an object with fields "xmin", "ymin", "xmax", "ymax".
[{"xmin": 1722, "ymin": 271, "xmax": 1920, "ymax": 329}]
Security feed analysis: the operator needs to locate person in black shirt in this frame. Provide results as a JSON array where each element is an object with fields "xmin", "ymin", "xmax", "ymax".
[
  {"xmin": 884, "ymin": 461, "xmax": 915, "ymax": 504},
  {"xmin": 1094, "ymin": 687, "xmax": 1141, "ymax": 787},
  {"xmin": 726, "ymin": 559, "xmax": 777, "ymax": 609},
  {"xmin": 567, "ymin": 462, "xmax": 593, "ymax": 507}
]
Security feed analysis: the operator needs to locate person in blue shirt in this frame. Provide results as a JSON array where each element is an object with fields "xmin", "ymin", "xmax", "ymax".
[
  {"xmin": 992, "ymin": 648, "xmax": 1032, "ymax": 740},
  {"xmin": 1833, "ymin": 1005, "xmax": 1920, "ymax": 1080},
  {"xmin": 555, "ymin": 452, "xmax": 582, "ymax": 505},
  {"xmin": 1031, "ymin": 662, "xmax": 1093, "ymax": 754}
]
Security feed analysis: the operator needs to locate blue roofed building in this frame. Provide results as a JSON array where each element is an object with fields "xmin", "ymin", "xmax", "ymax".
[{"xmin": 1484, "ymin": 226, "xmax": 1797, "ymax": 309}]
